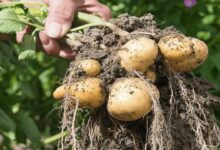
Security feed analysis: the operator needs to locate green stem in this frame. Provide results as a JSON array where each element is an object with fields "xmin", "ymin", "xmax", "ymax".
[
  {"xmin": 19, "ymin": 19, "xmax": 44, "ymax": 30},
  {"xmin": 73, "ymin": 12, "xmax": 129, "ymax": 37},
  {"xmin": 76, "ymin": 12, "xmax": 104, "ymax": 24},
  {"xmin": 70, "ymin": 22, "xmax": 104, "ymax": 32},
  {"xmin": 43, "ymin": 131, "xmax": 68, "ymax": 145}
]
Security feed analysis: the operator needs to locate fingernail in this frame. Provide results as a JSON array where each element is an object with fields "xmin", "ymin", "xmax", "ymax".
[
  {"xmin": 46, "ymin": 22, "xmax": 62, "ymax": 38},
  {"xmin": 59, "ymin": 50, "xmax": 77, "ymax": 59},
  {"xmin": 62, "ymin": 23, "xmax": 71, "ymax": 36}
]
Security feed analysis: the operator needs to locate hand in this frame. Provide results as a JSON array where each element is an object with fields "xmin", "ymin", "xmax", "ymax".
[
  {"xmin": 39, "ymin": 0, "xmax": 112, "ymax": 59},
  {"xmin": 0, "ymin": 0, "xmax": 112, "ymax": 59}
]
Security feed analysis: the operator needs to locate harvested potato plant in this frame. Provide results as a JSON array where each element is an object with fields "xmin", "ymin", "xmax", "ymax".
[
  {"xmin": 54, "ymin": 13, "xmax": 219, "ymax": 150},
  {"xmin": 0, "ymin": 2, "xmax": 219, "ymax": 150}
]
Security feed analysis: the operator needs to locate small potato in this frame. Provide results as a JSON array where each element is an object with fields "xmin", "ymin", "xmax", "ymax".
[
  {"xmin": 53, "ymin": 78, "xmax": 106, "ymax": 108},
  {"xmin": 145, "ymin": 69, "xmax": 157, "ymax": 83},
  {"xmin": 158, "ymin": 34, "xmax": 194, "ymax": 61},
  {"xmin": 107, "ymin": 78, "xmax": 159, "ymax": 121},
  {"xmin": 166, "ymin": 38, "xmax": 208, "ymax": 72},
  {"xmin": 53, "ymin": 85, "xmax": 66, "ymax": 100},
  {"xmin": 118, "ymin": 37, "xmax": 158, "ymax": 72},
  {"xmin": 76, "ymin": 59, "xmax": 101, "ymax": 77}
]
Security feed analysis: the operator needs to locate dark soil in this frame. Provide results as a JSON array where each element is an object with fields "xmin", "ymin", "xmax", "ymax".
[{"xmin": 58, "ymin": 13, "xmax": 220, "ymax": 150}]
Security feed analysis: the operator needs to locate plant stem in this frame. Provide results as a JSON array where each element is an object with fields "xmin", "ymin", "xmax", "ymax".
[
  {"xmin": 43, "ymin": 131, "xmax": 68, "ymax": 145},
  {"xmin": 19, "ymin": 19, "xmax": 44, "ymax": 30},
  {"xmin": 73, "ymin": 12, "xmax": 129, "ymax": 37},
  {"xmin": 77, "ymin": 12, "xmax": 104, "ymax": 24},
  {"xmin": 70, "ymin": 22, "xmax": 104, "ymax": 32}
]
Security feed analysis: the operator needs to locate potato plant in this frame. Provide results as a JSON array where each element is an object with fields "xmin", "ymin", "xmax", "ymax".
[{"xmin": 0, "ymin": 1, "xmax": 220, "ymax": 150}]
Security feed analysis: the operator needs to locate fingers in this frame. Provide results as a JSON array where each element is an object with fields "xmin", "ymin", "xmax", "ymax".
[
  {"xmin": 16, "ymin": 26, "xmax": 30, "ymax": 44},
  {"xmin": 39, "ymin": 31, "xmax": 77, "ymax": 59},
  {"xmin": 45, "ymin": 0, "xmax": 78, "ymax": 39},
  {"xmin": 78, "ymin": 1, "xmax": 112, "ymax": 20}
]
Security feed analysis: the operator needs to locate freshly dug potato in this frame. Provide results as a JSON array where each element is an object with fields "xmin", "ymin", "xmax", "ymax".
[
  {"xmin": 107, "ymin": 78, "xmax": 159, "ymax": 121},
  {"xmin": 118, "ymin": 37, "xmax": 158, "ymax": 72},
  {"xmin": 76, "ymin": 59, "xmax": 101, "ymax": 77},
  {"xmin": 158, "ymin": 33, "xmax": 194, "ymax": 61},
  {"xmin": 53, "ymin": 85, "xmax": 66, "ymax": 100},
  {"xmin": 166, "ymin": 38, "xmax": 208, "ymax": 72},
  {"xmin": 145, "ymin": 69, "xmax": 157, "ymax": 83},
  {"xmin": 53, "ymin": 78, "xmax": 106, "ymax": 108}
]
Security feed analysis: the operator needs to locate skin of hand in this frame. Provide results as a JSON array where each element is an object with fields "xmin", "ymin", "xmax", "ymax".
[{"xmin": 0, "ymin": 0, "xmax": 112, "ymax": 59}]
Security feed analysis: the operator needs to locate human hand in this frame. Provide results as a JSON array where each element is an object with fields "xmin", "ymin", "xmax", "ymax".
[
  {"xmin": 0, "ymin": 0, "xmax": 112, "ymax": 59},
  {"xmin": 39, "ymin": 0, "xmax": 112, "ymax": 59}
]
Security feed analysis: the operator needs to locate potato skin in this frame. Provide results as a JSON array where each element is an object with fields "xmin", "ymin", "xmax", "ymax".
[
  {"xmin": 158, "ymin": 34, "xmax": 194, "ymax": 61},
  {"xmin": 53, "ymin": 85, "xmax": 66, "ymax": 100},
  {"xmin": 53, "ymin": 78, "xmax": 106, "ymax": 108},
  {"xmin": 166, "ymin": 38, "xmax": 208, "ymax": 72},
  {"xmin": 118, "ymin": 37, "xmax": 158, "ymax": 72},
  {"xmin": 76, "ymin": 59, "xmax": 101, "ymax": 77},
  {"xmin": 107, "ymin": 78, "xmax": 159, "ymax": 121},
  {"xmin": 145, "ymin": 69, "xmax": 157, "ymax": 83}
]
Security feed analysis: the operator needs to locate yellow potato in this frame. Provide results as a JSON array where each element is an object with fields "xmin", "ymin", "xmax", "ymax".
[
  {"xmin": 145, "ymin": 69, "xmax": 157, "ymax": 83},
  {"xmin": 118, "ymin": 37, "xmax": 158, "ymax": 72},
  {"xmin": 53, "ymin": 78, "xmax": 106, "ymax": 108},
  {"xmin": 53, "ymin": 85, "xmax": 66, "ymax": 100},
  {"xmin": 158, "ymin": 33, "xmax": 194, "ymax": 61},
  {"xmin": 166, "ymin": 38, "xmax": 208, "ymax": 72},
  {"xmin": 76, "ymin": 59, "xmax": 101, "ymax": 77},
  {"xmin": 107, "ymin": 78, "xmax": 159, "ymax": 121}
]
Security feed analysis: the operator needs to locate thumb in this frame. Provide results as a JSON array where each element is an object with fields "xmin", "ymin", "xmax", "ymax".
[{"xmin": 45, "ymin": 0, "xmax": 78, "ymax": 38}]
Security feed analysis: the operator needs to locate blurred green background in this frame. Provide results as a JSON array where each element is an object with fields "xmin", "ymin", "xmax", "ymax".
[{"xmin": 0, "ymin": 0, "xmax": 220, "ymax": 149}]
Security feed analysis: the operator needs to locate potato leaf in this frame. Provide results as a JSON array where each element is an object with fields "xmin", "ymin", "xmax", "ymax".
[
  {"xmin": 18, "ymin": 35, "xmax": 36, "ymax": 60},
  {"xmin": 0, "ymin": 8, "xmax": 25, "ymax": 33},
  {"xmin": 18, "ymin": 50, "xmax": 36, "ymax": 60},
  {"xmin": 16, "ymin": 112, "xmax": 41, "ymax": 144},
  {"xmin": 0, "ymin": 108, "xmax": 16, "ymax": 132}
]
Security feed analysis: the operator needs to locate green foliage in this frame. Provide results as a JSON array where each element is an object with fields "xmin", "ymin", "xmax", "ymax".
[
  {"xmin": 18, "ymin": 35, "xmax": 36, "ymax": 60},
  {"xmin": 0, "ymin": 9, "xmax": 24, "ymax": 33},
  {"xmin": 16, "ymin": 112, "xmax": 41, "ymax": 145},
  {"xmin": 0, "ymin": 0, "xmax": 220, "ymax": 149},
  {"xmin": 0, "ymin": 109, "xmax": 15, "ymax": 132}
]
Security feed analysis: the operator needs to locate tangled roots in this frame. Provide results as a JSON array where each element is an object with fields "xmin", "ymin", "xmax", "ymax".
[{"xmin": 167, "ymin": 71, "xmax": 220, "ymax": 149}]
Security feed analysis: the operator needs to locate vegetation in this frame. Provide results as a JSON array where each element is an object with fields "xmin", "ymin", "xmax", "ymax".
[{"xmin": 0, "ymin": 0, "xmax": 219, "ymax": 149}]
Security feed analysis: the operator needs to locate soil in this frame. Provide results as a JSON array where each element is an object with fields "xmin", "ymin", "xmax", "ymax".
[{"xmin": 58, "ymin": 13, "xmax": 220, "ymax": 150}]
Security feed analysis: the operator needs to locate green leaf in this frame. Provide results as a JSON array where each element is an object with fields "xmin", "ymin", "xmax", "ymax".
[
  {"xmin": 0, "ymin": 2, "xmax": 25, "ymax": 10},
  {"xmin": 0, "ymin": 108, "xmax": 15, "ymax": 132},
  {"xmin": 0, "ymin": 8, "xmax": 25, "ymax": 33},
  {"xmin": 18, "ymin": 50, "xmax": 36, "ymax": 60},
  {"xmin": 16, "ymin": 112, "xmax": 41, "ymax": 144},
  {"xmin": 18, "ymin": 35, "xmax": 36, "ymax": 60}
]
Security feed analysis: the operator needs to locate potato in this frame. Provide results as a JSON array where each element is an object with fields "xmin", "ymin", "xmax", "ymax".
[
  {"xmin": 107, "ymin": 78, "xmax": 159, "ymax": 121},
  {"xmin": 118, "ymin": 37, "xmax": 158, "ymax": 72},
  {"xmin": 158, "ymin": 33, "xmax": 194, "ymax": 61},
  {"xmin": 53, "ymin": 85, "xmax": 66, "ymax": 100},
  {"xmin": 53, "ymin": 78, "xmax": 106, "ymax": 108},
  {"xmin": 166, "ymin": 38, "xmax": 208, "ymax": 72},
  {"xmin": 76, "ymin": 59, "xmax": 101, "ymax": 77},
  {"xmin": 145, "ymin": 69, "xmax": 157, "ymax": 83}
]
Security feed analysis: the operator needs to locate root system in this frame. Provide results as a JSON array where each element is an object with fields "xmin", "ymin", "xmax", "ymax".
[{"xmin": 57, "ymin": 13, "xmax": 220, "ymax": 150}]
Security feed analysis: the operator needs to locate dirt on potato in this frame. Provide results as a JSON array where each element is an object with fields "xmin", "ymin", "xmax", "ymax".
[{"xmin": 58, "ymin": 13, "xmax": 220, "ymax": 150}]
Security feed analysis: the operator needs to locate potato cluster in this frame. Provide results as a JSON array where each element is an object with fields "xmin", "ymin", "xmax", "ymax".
[{"xmin": 53, "ymin": 34, "xmax": 208, "ymax": 121}]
